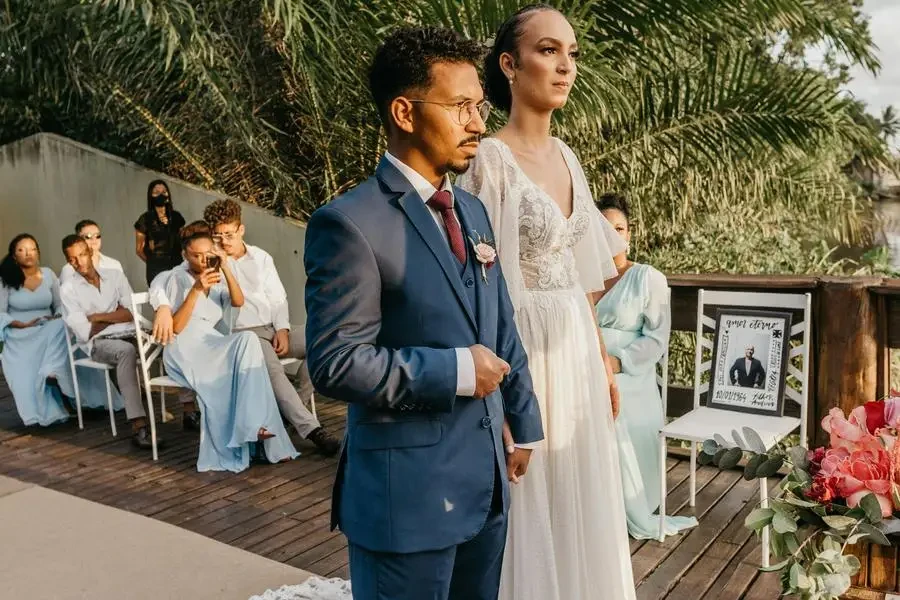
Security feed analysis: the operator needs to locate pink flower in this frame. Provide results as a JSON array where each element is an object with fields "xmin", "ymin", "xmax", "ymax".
[
  {"xmin": 822, "ymin": 407, "xmax": 882, "ymax": 453},
  {"xmin": 473, "ymin": 242, "xmax": 496, "ymax": 268},
  {"xmin": 885, "ymin": 398, "xmax": 900, "ymax": 428},
  {"xmin": 818, "ymin": 446, "xmax": 894, "ymax": 517},
  {"xmin": 806, "ymin": 475, "xmax": 840, "ymax": 503}
]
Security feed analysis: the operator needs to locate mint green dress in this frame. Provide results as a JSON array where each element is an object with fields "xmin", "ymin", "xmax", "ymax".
[{"xmin": 596, "ymin": 263, "xmax": 698, "ymax": 539}]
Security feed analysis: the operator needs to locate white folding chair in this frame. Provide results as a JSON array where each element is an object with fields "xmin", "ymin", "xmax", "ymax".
[
  {"xmin": 658, "ymin": 290, "xmax": 812, "ymax": 567},
  {"xmin": 63, "ymin": 323, "xmax": 118, "ymax": 436},
  {"xmin": 131, "ymin": 292, "xmax": 188, "ymax": 461}
]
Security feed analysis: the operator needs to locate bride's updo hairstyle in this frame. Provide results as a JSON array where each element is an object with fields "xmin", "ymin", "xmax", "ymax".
[{"xmin": 484, "ymin": 3, "xmax": 559, "ymax": 113}]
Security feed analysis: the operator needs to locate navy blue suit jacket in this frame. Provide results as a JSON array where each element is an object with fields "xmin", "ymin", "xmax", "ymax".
[{"xmin": 303, "ymin": 157, "xmax": 543, "ymax": 554}]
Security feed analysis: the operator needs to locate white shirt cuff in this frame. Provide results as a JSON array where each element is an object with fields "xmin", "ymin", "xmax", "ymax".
[
  {"xmin": 514, "ymin": 442, "xmax": 540, "ymax": 450},
  {"xmin": 455, "ymin": 347, "xmax": 476, "ymax": 397}
]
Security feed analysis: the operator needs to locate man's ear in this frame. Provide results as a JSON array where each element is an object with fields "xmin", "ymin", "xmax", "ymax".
[{"xmin": 390, "ymin": 97, "xmax": 416, "ymax": 134}]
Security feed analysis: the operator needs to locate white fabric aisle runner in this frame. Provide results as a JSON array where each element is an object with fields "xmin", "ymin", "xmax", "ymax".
[{"xmin": 249, "ymin": 577, "xmax": 351, "ymax": 600}]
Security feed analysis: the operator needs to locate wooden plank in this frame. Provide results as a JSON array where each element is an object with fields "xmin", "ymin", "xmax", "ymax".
[
  {"xmin": 868, "ymin": 543, "xmax": 898, "ymax": 591},
  {"xmin": 847, "ymin": 542, "xmax": 870, "ymax": 588},
  {"xmin": 634, "ymin": 473, "xmax": 754, "ymax": 599},
  {"xmin": 742, "ymin": 570, "xmax": 783, "ymax": 600}
]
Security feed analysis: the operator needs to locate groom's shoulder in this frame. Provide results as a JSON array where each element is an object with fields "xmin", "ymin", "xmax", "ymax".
[{"xmin": 313, "ymin": 175, "xmax": 386, "ymax": 222}]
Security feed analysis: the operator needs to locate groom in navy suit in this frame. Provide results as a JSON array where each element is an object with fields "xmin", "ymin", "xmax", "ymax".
[{"xmin": 303, "ymin": 26, "xmax": 544, "ymax": 600}]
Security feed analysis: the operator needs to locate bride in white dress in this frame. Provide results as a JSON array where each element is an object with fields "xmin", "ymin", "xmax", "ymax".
[{"xmin": 457, "ymin": 6, "xmax": 636, "ymax": 600}]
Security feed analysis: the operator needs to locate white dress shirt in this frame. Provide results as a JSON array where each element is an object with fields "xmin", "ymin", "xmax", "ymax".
[
  {"xmin": 59, "ymin": 253, "xmax": 124, "ymax": 285},
  {"xmin": 384, "ymin": 152, "xmax": 476, "ymax": 399},
  {"xmin": 229, "ymin": 245, "xmax": 290, "ymax": 331},
  {"xmin": 60, "ymin": 268, "xmax": 135, "ymax": 354}
]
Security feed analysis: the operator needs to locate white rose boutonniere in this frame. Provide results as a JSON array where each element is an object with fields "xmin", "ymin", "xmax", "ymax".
[{"xmin": 469, "ymin": 232, "xmax": 496, "ymax": 284}]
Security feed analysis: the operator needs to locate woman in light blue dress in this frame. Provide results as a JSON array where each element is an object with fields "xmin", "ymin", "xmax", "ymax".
[
  {"xmin": 593, "ymin": 195, "xmax": 698, "ymax": 540},
  {"xmin": 162, "ymin": 221, "xmax": 298, "ymax": 472},
  {"xmin": 0, "ymin": 234, "xmax": 75, "ymax": 426}
]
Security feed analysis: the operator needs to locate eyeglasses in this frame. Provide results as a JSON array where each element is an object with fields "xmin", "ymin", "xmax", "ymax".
[
  {"xmin": 407, "ymin": 99, "xmax": 491, "ymax": 126},
  {"xmin": 81, "ymin": 233, "xmax": 101, "ymax": 240}
]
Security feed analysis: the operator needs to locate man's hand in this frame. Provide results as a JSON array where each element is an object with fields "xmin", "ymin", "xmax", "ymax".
[
  {"xmin": 507, "ymin": 447, "xmax": 532, "ymax": 484},
  {"xmin": 610, "ymin": 382, "xmax": 620, "ymax": 420},
  {"xmin": 502, "ymin": 420, "xmax": 515, "ymax": 455},
  {"xmin": 272, "ymin": 329, "xmax": 290, "ymax": 357},
  {"xmin": 470, "ymin": 344, "xmax": 510, "ymax": 398},
  {"xmin": 152, "ymin": 306, "xmax": 174, "ymax": 345},
  {"xmin": 89, "ymin": 321, "xmax": 110, "ymax": 338},
  {"xmin": 10, "ymin": 318, "xmax": 40, "ymax": 329}
]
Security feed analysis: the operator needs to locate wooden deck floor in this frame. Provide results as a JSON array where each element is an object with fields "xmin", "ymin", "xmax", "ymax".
[{"xmin": 0, "ymin": 375, "xmax": 782, "ymax": 599}]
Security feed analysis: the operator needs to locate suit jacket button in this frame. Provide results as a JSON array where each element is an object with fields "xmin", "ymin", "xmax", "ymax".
[
  {"xmin": 480, "ymin": 416, "xmax": 492, "ymax": 429},
  {"xmin": 465, "ymin": 278, "xmax": 475, "ymax": 288}
]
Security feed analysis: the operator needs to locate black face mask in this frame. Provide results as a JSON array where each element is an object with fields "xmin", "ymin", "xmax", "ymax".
[{"xmin": 151, "ymin": 194, "xmax": 169, "ymax": 208}]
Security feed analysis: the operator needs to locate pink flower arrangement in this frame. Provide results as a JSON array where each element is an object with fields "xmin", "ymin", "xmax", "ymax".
[{"xmin": 812, "ymin": 399, "xmax": 900, "ymax": 517}]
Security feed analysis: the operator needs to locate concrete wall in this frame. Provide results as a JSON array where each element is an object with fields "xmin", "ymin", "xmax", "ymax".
[{"xmin": 0, "ymin": 134, "xmax": 309, "ymax": 327}]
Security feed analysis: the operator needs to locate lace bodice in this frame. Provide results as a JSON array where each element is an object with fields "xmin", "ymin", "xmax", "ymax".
[{"xmin": 456, "ymin": 138, "xmax": 624, "ymax": 307}]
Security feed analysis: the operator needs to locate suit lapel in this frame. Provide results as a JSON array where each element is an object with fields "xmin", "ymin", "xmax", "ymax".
[
  {"xmin": 378, "ymin": 159, "xmax": 477, "ymax": 333},
  {"xmin": 455, "ymin": 192, "xmax": 488, "ymax": 340}
]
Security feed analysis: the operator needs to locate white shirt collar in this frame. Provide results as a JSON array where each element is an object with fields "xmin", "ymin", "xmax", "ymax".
[{"xmin": 384, "ymin": 152, "xmax": 454, "ymax": 205}]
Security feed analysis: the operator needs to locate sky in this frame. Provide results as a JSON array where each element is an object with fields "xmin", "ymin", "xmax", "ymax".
[{"xmin": 842, "ymin": 0, "xmax": 900, "ymax": 115}]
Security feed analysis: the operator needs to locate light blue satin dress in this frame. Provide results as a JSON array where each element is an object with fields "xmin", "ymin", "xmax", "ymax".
[
  {"xmin": 161, "ymin": 266, "xmax": 298, "ymax": 472},
  {"xmin": 596, "ymin": 263, "xmax": 698, "ymax": 539},
  {"xmin": 0, "ymin": 268, "xmax": 74, "ymax": 426}
]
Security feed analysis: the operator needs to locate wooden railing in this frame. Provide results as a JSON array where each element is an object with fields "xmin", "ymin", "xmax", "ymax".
[{"xmin": 664, "ymin": 274, "xmax": 898, "ymax": 447}]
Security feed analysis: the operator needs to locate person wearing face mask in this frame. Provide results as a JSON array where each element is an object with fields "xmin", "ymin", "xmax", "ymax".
[
  {"xmin": 60, "ymin": 219, "xmax": 124, "ymax": 285},
  {"xmin": 0, "ymin": 234, "xmax": 75, "ymax": 427},
  {"xmin": 593, "ymin": 193, "xmax": 698, "ymax": 542},
  {"xmin": 455, "ymin": 5, "xmax": 635, "ymax": 600},
  {"xmin": 134, "ymin": 180, "xmax": 186, "ymax": 286}
]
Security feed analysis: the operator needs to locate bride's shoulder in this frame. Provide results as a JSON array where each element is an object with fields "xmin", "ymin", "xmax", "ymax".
[{"xmin": 474, "ymin": 137, "xmax": 509, "ymax": 164}]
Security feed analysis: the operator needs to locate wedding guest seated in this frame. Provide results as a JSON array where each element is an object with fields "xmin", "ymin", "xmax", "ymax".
[
  {"xmin": 60, "ymin": 234, "xmax": 158, "ymax": 450},
  {"xmin": 158, "ymin": 220, "xmax": 298, "ymax": 472},
  {"xmin": 593, "ymin": 193, "xmax": 698, "ymax": 540},
  {"xmin": 0, "ymin": 234, "xmax": 75, "ymax": 426},
  {"xmin": 60, "ymin": 220, "xmax": 124, "ymax": 284},
  {"xmin": 204, "ymin": 199, "xmax": 338, "ymax": 455},
  {"xmin": 59, "ymin": 220, "xmax": 126, "ymax": 413}
]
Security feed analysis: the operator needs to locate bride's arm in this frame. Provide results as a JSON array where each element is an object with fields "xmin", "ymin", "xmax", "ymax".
[{"xmin": 589, "ymin": 293, "xmax": 620, "ymax": 419}]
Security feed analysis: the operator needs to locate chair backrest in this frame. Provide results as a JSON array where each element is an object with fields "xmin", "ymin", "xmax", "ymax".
[
  {"xmin": 693, "ymin": 289, "xmax": 812, "ymax": 448},
  {"xmin": 130, "ymin": 292, "xmax": 163, "ymax": 384},
  {"xmin": 658, "ymin": 287, "xmax": 671, "ymax": 417}
]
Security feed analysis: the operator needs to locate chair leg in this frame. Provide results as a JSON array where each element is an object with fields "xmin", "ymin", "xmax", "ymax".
[
  {"xmin": 760, "ymin": 477, "xmax": 770, "ymax": 568},
  {"xmin": 73, "ymin": 370, "xmax": 84, "ymax": 431},
  {"xmin": 659, "ymin": 432, "xmax": 667, "ymax": 543},
  {"xmin": 105, "ymin": 373, "xmax": 117, "ymax": 437},
  {"xmin": 141, "ymin": 377, "xmax": 158, "ymax": 462},
  {"xmin": 310, "ymin": 392, "xmax": 317, "ymax": 420},
  {"xmin": 689, "ymin": 443, "xmax": 697, "ymax": 508},
  {"xmin": 161, "ymin": 387, "xmax": 168, "ymax": 423}
]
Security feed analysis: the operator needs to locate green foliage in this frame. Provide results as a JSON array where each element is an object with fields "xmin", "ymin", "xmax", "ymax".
[
  {"xmin": 702, "ymin": 433, "xmax": 898, "ymax": 599},
  {"xmin": 0, "ymin": 0, "xmax": 892, "ymax": 264}
]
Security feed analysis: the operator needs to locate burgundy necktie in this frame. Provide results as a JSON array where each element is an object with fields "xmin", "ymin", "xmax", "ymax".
[{"xmin": 428, "ymin": 190, "xmax": 466, "ymax": 265}]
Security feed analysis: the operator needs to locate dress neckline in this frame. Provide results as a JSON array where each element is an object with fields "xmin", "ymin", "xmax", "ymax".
[{"xmin": 488, "ymin": 137, "xmax": 579, "ymax": 222}]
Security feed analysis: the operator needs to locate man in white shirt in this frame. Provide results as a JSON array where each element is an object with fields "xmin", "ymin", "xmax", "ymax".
[
  {"xmin": 59, "ymin": 234, "xmax": 158, "ymax": 450},
  {"xmin": 150, "ymin": 200, "xmax": 339, "ymax": 456},
  {"xmin": 59, "ymin": 220, "xmax": 125, "ymax": 284}
]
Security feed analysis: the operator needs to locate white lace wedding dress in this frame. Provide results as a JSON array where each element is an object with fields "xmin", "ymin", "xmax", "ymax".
[
  {"xmin": 456, "ymin": 137, "xmax": 636, "ymax": 600},
  {"xmin": 248, "ymin": 577, "xmax": 351, "ymax": 600}
]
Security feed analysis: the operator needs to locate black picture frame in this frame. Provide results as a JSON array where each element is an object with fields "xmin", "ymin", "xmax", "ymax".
[{"xmin": 707, "ymin": 308, "xmax": 793, "ymax": 417}]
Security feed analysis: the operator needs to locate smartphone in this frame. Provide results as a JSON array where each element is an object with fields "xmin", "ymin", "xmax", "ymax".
[{"xmin": 207, "ymin": 255, "xmax": 221, "ymax": 271}]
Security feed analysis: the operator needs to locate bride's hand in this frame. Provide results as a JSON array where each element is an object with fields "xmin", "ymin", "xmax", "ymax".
[{"xmin": 609, "ymin": 382, "xmax": 620, "ymax": 420}]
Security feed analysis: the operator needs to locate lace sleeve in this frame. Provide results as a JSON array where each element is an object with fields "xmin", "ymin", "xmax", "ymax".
[
  {"xmin": 456, "ymin": 139, "xmax": 525, "ymax": 312},
  {"xmin": 560, "ymin": 141, "xmax": 625, "ymax": 293}
]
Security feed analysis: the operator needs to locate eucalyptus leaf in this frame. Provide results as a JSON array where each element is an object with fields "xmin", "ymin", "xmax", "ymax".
[
  {"xmin": 787, "ymin": 445, "xmax": 810, "ymax": 470},
  {"xmin": 822, "ymin": 515, "xmax": 857, "ymax": 530},
  {"xmin": 859, "ymin": 523, "xmax": 891, "ymax": 546},
  {"xmin": 714, "ymin": 434, "xmax": 730, "ymax": 448},
  {"xmin": 702, "ymin": 439, "xmax": 718, "ymax": 455},
  {"xmin": 773, "ymin": 511, "xmax": 798, "ymax": 534},
  {"xmin": 731, "ymin": 429, "xmax": 746, "ymax": 450},
  {"xmin": 756, "ymin": 456, "xmax": 785, "ymax": 478},
  {"xmin": 789, "ymin": 562, "xmax": 802, "ymax": 588},
  {"xmin": 744, "ymin": 454, "xmax": 765, "ymax": 480},
  {"xmin": 859, "ymin": 493, "xmax": 885, "ymax": 524},
  {"xmin": 698, "ymin": 451, "xmax": 713, "ymax": 466},
  {"xmin": 760, "ymin": 558, "xmax": 791, "ymax": 572},
  {"xmin": 791, "ymin": 467, "xmax": 812, "ymax": 486},
  {"xmin": 879, "ymin": 517, "xmax": 900, "ymax": 535},
  {"xmin": 745, "ymin": 507, "xmax": 775, "ymax": 530},
  {"xmin": 742, "ymin": 427, "xmax": 768, "ymax": 454},
  {"xmin": 713, "ymin": 448, "xmax": 728, "ymax": 467},
  {"xmin": 719, "ymin": 447, "xmax": 743, "ymax": 470},
  {"xmin": 822, "ymin": 573, "xmax": 851, "ymax": 596},
  {"xmin": 784, "ymin": 495, "xmax": 819, "ymax": 509}
]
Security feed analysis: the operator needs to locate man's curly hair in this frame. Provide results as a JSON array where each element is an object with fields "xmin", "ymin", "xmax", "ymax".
[
  {"xmin": 179, "ymin": 220, "xmax": 212, "ymax": 250},
  {"xmin": 203, "ymin": 198, "xmax": 242, "ymax": 228},
  {"xmin": 369, "ymin": 26, "xmax": 484, "ymax": 128}
]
